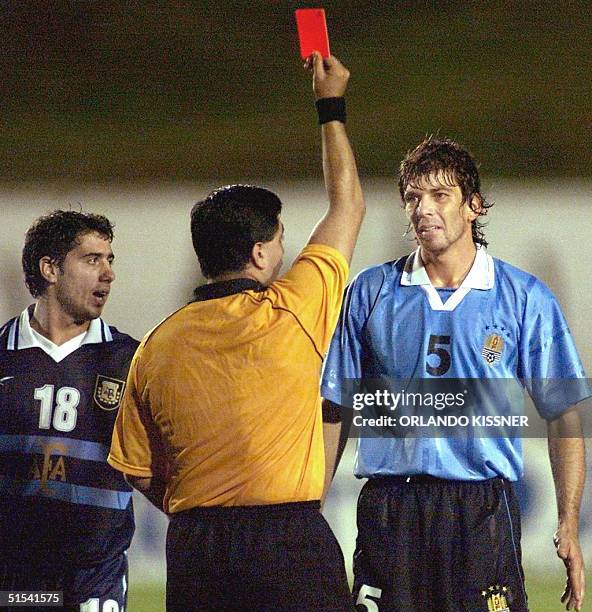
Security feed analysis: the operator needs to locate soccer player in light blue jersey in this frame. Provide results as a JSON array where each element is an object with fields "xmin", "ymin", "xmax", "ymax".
[{"xmin": 321, "ymin": 138, "xmax": 589, "ymax": 611}]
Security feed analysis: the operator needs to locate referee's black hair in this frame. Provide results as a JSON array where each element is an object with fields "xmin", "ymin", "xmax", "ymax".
[
  {"xmin": 398, "ymin": 137, "xmax": 493, "ymax": 247},
  {"xmin": 190, "ymin": 184, "xmax": 282, "ymax": 279},
  {"xmin": 22, "ymin": 209, "xmax": 114, "ymax": 298}
]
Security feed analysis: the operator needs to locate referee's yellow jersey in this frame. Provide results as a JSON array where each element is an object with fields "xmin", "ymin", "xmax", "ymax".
[{"xmin": 108, "ymin": 244, "xmax": 348, "ymax": 512}]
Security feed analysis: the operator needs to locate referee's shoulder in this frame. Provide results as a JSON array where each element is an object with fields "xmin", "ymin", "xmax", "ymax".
[
  {"xmin": 132, "ymin": 304, "xmax": 190, "ymax": 353},
  {"xmin": 349, "ymin": 258, "xmax": 401, "ymax": 290}
]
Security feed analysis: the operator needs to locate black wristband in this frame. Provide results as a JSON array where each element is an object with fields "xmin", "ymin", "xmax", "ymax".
[{"xmin": 315, "ymin": 97, "xmax": 346, "ymax": 124}]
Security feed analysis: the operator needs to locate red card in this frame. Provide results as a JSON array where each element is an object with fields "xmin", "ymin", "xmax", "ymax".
[{"xmin": 295, "ymin": 9, "xmax": 330, "ymax": 59}]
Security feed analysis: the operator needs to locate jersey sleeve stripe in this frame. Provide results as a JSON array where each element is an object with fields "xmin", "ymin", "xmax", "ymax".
[
  {"xmin": 101, "ymin": 319, "xmax": 114, "ymax": 342},
  {"xmin": 7, "ymin": 318, "xmax": 18, "ymax": 350},
  {"xmin": 0, "ymin": 476, "xmax": 132, "ymax": 510},
  {"xmin": 0, "ymin": 434, "xmax": 109, "ymax": 462}
]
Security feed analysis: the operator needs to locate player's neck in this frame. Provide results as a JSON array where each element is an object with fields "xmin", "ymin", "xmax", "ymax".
[
  {"xmin": 31, "ymin": 299, "xmax": 91, "ymax": 346},
  {"xmin": 420, "ymin": 242, "xmax": 477, "ymax": 289},
  {"xmin": 209, "ymin": 266, "xmax": 267, "ymax": 286}
]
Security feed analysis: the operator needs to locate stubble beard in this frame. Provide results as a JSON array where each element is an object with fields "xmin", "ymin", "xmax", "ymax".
[{"xmin": 55, "ymin": 284, "xmax": 101, "ymax": 326}]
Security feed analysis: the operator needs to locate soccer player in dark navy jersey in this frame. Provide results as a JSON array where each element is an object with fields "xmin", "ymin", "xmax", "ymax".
[{"xmin": 0, "ymin": 210, "xmax": 138, "ymax": 612}]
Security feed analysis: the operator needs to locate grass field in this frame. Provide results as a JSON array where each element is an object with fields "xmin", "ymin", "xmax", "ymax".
[{"xmin": 127, "ymin": 574, "xmax": 587, "ymax": 611}]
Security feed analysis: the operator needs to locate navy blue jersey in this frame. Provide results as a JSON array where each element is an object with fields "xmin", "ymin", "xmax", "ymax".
[{"xmin": 0, "ymin": 308, "xmax": 138, "ymax": 570}]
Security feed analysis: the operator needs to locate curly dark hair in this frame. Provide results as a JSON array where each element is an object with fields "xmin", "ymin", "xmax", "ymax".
[
  {"xmin": 190, "ymin": 184, "xmax": 282, "ymax": 279},
  {"xmin": 398, "ymin": 137, "xmax": 494, "ymax": 247},
  {"xmin": 22, "ymin": 210, "xmax": 114, "ymax": 298}
]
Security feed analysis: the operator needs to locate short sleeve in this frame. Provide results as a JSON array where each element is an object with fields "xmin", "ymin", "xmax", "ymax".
[
  {"xmin": 108, "ymin": 346, "xmax": 164, "ymax": 477},
  {"xmin": 519, "ymin": 281, "xmax": 591, "ymax": 419},
  {"xmin": 320, "ymin": 271, "xmax": 374, "ymax": 407},
  {"xmin": 264, "ymin": 244, "xmax": 349, "ymax": 355}
]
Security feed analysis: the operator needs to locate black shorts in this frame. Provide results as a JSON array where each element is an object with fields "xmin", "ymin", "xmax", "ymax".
[
  {"xmin": 0, "ymin": 552, "xmax": 128, "ymax": 612},
  {"xmin": 166, "ymin": 500, "xmax": 353, "ymax": 611},
  {"xmin": 353, "ymin": 476, "xmax": 528, "ymax": 612}
]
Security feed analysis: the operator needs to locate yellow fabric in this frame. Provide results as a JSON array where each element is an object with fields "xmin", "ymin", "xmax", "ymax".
[{"xmin": 108, "ymin": 244, "xmax": 348, "ymax": 512}]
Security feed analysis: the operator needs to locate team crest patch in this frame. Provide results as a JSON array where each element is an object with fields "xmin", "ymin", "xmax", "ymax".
[
  {"xmin": 481, "ymin": 333, "xmax": 504, "ymax": 366},
  {"xmin": 94, "ymin": 375, "xmax": 126, "ymax": 411},
  {"xmin": 481, "ymin": 585, "xmax": 510, "ymax": 611}
]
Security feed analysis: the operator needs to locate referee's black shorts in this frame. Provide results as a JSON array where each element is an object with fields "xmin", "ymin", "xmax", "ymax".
[
  {"xmin": 353, "ymin": 476, "xmax": 528, "ymax": 612},
  {"xmin": 166, "ymin": 500, "xmax": 353, "ymax": 611}
]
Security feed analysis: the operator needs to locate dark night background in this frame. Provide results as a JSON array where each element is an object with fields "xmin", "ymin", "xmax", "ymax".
[{"xmin": 1, "ymin": 1, "xmax": 590, "ymax": 181}]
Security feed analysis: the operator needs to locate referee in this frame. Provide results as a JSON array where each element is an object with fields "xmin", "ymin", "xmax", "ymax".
[{"xmin": 108, "ymin": 52, "xmax": 364, "ymax": 611}]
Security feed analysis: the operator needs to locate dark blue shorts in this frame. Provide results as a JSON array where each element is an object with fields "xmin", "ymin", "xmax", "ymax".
[
  {"xmin": 0, "ymin": 552, "xmax": 128, "ymax": 611},
  {"xmin": 353, "ymin": 476, "xmax": 528, "ymax": 612}
]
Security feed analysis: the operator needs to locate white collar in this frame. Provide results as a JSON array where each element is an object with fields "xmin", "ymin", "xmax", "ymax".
[
  {"xmin": 7, "ymin": 307, "xmax": 112, "ymax": 362},
  {"xmin": 400, "ymin": 246, "xmax": 495, "ymax": 311}
]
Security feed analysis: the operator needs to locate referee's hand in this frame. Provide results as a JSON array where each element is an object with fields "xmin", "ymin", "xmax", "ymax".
[
  {"xmin": 304, "ymin": 52, "xmax": 350, "ymax": 100},
  {"xmin": 554, "ymin": 526, "xmax": 585, "ymax": 611}
]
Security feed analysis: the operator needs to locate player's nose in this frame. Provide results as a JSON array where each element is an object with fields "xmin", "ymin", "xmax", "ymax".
[
  {"xmin": 100, "ymin": 262, "xmax": 116, "ymax": 283},
  {"xmin": 416, "ymin": 196, "xmax": 436, "ymax": 216}
]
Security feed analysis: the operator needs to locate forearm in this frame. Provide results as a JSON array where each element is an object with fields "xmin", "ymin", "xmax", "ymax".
[
  {"xmin": 547, "ymin": 409, "xmax": 586, "ymax": 530},
  {"xmin": 308, "ymin": 120, "xmax": 365, "ymax": 260},
  {"xmin": 322, "ymin": 421, "xmax": 340, "ymax": 504},
  {"xmin": 305, "ymin": 53, "xmax": 365, "ymax": 260},
  {"xmin": 547, "ymin": 409, "xmax": 586, "ymax": 610},
  {"xmin": 321, "ymin": 399, "xmax": 351, "ymax": 502},
  {"xmin": 322, "ymin": 121, "xmax": 365, "ymax": 220}
]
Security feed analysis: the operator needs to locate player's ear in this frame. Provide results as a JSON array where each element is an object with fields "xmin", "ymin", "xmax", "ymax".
[
  {"xmin": 467, "ymin": 194, "xmax": 483, "ymax": 221},
  {"xmin": 250, "ymin": 242, "xmax": 267, "ymax": 271},
  {"xmin": 39, "ymin": 256, "xmax": 60, "ymax": 285}
]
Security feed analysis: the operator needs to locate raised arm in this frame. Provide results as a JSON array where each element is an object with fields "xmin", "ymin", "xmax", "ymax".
[
  {"xmin": 306, "ymin": 52, "xmax": 365, "ymax": 264},
  {"xmin": 547, "ymin": 408, "xmax": 586, "ymax": 611}
]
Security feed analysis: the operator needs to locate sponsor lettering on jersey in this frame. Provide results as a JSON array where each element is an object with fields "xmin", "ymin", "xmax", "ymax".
[{"xmin": 26, "ymin": 442, "xmax": 68, "ymax": 493}]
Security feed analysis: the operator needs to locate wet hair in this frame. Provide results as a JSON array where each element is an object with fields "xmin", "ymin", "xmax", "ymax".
[
  {"xmin": 398, "ymin": 137, "xmax": 494, "ymax": 247},
  {"xmin": 22, "ymin": 209, "xmax": 114, "ymax": 298},
  {"xmin": 190, "ymin": 184, "xmax": 282, "ymax": 279}
]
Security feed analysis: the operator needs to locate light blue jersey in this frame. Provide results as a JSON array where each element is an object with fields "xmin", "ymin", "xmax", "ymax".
[{"xmin": 321, "ymin": 247, "xmax": 589, "ymax": 481}]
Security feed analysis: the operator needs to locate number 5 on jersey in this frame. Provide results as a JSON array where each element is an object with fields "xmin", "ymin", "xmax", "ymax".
[
  {"xmin": 356, "ymin": 584, "xmax": 383, "ymax": 611},
  {"xmin": 35, "ymin": 384, "xmax": 80, "ymax": 432},
  {"xmin": 426, "ymin": 334, "xmax": 451, "ymax": 376}
]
